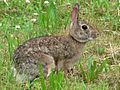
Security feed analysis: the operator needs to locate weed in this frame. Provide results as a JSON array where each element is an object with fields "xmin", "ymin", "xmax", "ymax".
[{"xmin": 0, "ymin": 0, "xmax": 119, "ymax": 90}]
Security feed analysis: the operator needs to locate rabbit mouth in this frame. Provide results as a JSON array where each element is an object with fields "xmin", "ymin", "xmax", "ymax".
[
  {"xmin": 88, "ymin": 35, "xmax": 97, "ymax": 40},
  {"xmin": 88, "ymin": 37, "xmax": 94, "ymax": 40}
]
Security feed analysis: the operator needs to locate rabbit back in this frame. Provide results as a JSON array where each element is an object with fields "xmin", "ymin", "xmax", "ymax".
[{"xmin": 13, "ymin": 36, "xmax": 81, "ymax": 64}]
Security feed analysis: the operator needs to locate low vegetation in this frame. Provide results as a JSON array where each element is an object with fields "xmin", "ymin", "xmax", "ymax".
[{"xmin": 0, "ymin": 0, "xmax": 119, "ymax": 90}]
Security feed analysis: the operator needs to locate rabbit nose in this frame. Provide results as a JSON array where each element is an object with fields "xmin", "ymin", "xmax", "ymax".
[{"xmin": 91, "ymin": 33, "xmax": 97, "ymax": 39}]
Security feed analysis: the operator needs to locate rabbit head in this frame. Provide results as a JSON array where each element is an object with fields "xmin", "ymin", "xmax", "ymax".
[{"xmin": 69, "ymin": 3, "xmax": 99, "ymax": 43}]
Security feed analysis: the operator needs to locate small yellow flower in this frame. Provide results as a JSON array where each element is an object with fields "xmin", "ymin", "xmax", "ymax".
[
  {"xmin": 10, "ymin": 34, "xmax": 14, "ymax": 38},
  {"xmin": 0, "ymin": 23, "xmax": 2, "ymax": 27}
]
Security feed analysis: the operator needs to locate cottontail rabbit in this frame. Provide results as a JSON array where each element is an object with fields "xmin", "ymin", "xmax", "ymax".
[{"xmin": 12, "ymin": 3, "xmax": 99, "ymax": 83}]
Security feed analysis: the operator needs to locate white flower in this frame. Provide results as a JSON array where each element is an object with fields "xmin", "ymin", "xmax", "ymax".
[
  {"xmin": 26, "ymin": 0, "xmax": 30, "ymax": 3},
  {"xmin": 44, "ymin": 1, "xmax": 49, "ymax": 4},
  {"xmin": 67, "ymin": 3, "xmax": 71, "ymax": 5},
  {"xmin": 33, "ymin": 13, "xmax": 38, "ymax": 16},
  {"xmin": 15, "ymin": 25, "xmax": 21, "ymax": 29},
  {"xmin": 31, "ymin": 18, "xmax": 37, "ymax": 22}
]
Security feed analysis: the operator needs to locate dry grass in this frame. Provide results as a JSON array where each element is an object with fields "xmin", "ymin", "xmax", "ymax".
[{"xmin": 0, "ymin": 0, "xmax": 119, "ymax": 90}]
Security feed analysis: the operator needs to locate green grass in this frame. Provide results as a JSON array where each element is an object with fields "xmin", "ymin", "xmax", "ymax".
[{"xmin": 0, "ymin": 0, "xmax": 119, "ymax": 90}]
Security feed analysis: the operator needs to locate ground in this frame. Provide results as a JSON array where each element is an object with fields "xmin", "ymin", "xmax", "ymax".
[{"xmin": 0, "ymin": 0, "xmax": 119, "ymax": 90}]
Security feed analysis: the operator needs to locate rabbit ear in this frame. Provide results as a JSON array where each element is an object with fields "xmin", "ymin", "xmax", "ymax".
[{"xmin": 71, "ymin": 3, "xmax": 80, "ymax": 23}]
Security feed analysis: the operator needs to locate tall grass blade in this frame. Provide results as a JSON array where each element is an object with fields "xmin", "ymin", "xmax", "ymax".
[{"xmin": 39, "ymin": 64, "xmax": 46, "ymax": 90}]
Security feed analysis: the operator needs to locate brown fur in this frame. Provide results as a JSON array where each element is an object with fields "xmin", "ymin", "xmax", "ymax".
[{"xmin": 13, "ymin": 3, "xmax": 99, "ymax": 82}]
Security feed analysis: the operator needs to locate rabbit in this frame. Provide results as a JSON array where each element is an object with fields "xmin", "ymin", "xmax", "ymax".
[{"xmin": 12, "ymin": 3, "xmax": 99, "ymax": 83}]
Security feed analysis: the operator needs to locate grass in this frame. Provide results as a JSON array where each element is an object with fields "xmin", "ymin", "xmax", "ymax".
[{"xmin": 0, "ymin": 0, "xmax": 119, "ymax": 90}]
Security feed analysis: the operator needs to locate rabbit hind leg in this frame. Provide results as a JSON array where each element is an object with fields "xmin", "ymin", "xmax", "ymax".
[
  {"xmin": 12, "ymin": 61, "xmax": 39, "ymax": 83},
  {"xmin": 11, "ymin": 65, "xmax": 30, "ymax": 83},
  {"xmin": 40, "ymin": 54, "xmax": 55, "ymax": 77}
]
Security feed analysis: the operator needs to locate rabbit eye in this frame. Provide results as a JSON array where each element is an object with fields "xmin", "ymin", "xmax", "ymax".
[{"xmin": 82, "ymin": 25, "xmax": 88, "ymax": 30}]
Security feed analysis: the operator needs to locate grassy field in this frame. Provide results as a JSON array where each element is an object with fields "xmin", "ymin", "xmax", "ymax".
[{"xmin": 0, "ymin": 0, "xmax": 119, "ymax": 90}]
